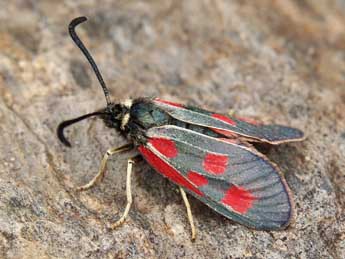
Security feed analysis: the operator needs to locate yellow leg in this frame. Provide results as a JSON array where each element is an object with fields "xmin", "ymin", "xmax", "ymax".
[
  {"xmin": 111, "ymin": 158, "xmax": 135, "ymax": 228},
  {"xmin": 76, "ymin": 144, "xmax": 133, "ymax": 191},
  {"xmin": 180, "ymin": 187, "xmax": 196, "ymax": 240}
]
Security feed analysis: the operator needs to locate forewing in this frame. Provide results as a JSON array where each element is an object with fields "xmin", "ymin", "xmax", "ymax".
[
  {"xmin": 153, "ymin": 98, "xmax": 304, "ymax": 144},
  {"xmin": 138, "ymin": 125, "xmax": 293, "ymax": 230}
]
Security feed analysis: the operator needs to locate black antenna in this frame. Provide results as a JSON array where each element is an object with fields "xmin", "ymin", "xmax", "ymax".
[
  {"xmin": 69, "ymin": 16, "xmax": 111, "ymax": 105},
  {"xmin": 57, "ymin": 111, "xmax": 105, "ymax": 147}
]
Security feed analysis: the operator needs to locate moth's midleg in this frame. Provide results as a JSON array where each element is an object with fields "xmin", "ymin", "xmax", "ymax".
[
  {"xmin": 111, "ymin": 156, "xmax": 139, "ymax": 229},
  {"xmin": 76, "ymin": 143, "xmax": 133, "ymax": 191},
  {"xmin": 180, "ymin": 187, "xmax": 196, "ymax": 240}
]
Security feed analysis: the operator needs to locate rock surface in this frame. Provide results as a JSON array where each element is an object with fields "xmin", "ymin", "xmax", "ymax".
[{"xmin": 0, "ymin": 1, "xmax": 345, "ymax": 258}]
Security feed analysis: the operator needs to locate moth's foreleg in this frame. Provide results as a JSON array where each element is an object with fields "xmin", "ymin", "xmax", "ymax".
[
  {"xmin": 180, "ymin": 187, "xmax": 196, "ymax": 241},
  {"xmin": 76, "ymin": 143, "xmax": 133, "ymax": 191},
  {"xmin": 111, "ymin": 155, "xmax": 141, "ymax": 229}
]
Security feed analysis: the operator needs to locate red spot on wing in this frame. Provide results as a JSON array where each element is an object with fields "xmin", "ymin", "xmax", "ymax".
[
  {"xmin": 149, "ymin": 138, "xmax": 178, "ymax": 158},
  {"xmin": 154, "ymin": 98, "xmax": 184, "ymax": 108},
  {"xmin": 203, "ymin": 153, "xmax": 228, "ymax": 175},
  {"xmin": 138, "ymin": 146, "xmax": 204, "ymax": 196},
  {"xmin": 221, "ymin": 186, "xmax": 256, "ymax": 214},
  {"xmin": 212, "ymin": 114, "xmax": 236, "ymax": 126},
  {"xmin": 187, "ymin": 171, "xmax": 208, "ymax": 187}
]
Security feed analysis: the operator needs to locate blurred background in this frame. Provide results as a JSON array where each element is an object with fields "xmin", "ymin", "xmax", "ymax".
[{"xmin": 0, "ymin": 1, "xmax": 344, "ymax": 258}]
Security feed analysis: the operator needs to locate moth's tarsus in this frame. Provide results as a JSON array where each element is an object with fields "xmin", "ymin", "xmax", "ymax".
[{"xmin": 69, "ymin": 16, "xmax": 111, "ymax": 105}]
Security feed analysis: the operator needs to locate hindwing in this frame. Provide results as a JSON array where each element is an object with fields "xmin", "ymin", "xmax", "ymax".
[{"xmin": 138, "ymin": 125, "xmax": 294, "ymax": 230}]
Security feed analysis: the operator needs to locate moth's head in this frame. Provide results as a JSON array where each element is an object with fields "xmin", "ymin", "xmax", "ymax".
[{"xmin": 101, "ymin": 103, "xmax": 125, "ymax": 129}]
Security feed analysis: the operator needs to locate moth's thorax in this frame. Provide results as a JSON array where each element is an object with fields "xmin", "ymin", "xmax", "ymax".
[{"xmin": 129, "ymin": 99, "xmax": 171, "ymax": 129}]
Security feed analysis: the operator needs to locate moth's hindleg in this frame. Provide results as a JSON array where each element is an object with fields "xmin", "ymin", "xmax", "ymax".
[
  {"xmin": 111, "ymin": 155, "xmax": 141, "ymax": 229},
  {"xmin": 76, "ymin": 143, "xmax": 133, "ymax": 191},
  {"xmin": 180, "ymin": 187, "xmax": 196, "ymax": 240}
]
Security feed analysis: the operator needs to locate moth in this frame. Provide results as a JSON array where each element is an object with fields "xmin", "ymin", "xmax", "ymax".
[{"xmin": 58, "ymin": 17, "xmax": 304, "ymax": 240}]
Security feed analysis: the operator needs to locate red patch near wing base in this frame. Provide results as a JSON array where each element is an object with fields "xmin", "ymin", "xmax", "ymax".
[
  {"xmin": 187, "ymin": 171, "xmax": 208, "ymax": 187},
  {"xmin": 203, "ymin": 153, "xmax": 228, "ymax": 175},
  {"xmin": 149, "ymin": 138, "xmax": 178, "ymax": 158},
  {"xmin": 154, "ymin": 98, "xmax": 184, "ymax": 108},
  {"xmin": 139, "ymin": 146, "xmax": 204, "ymax": 196},
  {"xmin": 221, "ymin": 186, "xmax": 256, "ymax": 214},
  {"xmin": 212, "ymin": 114, "xmax": 236, "ymax": 126}
]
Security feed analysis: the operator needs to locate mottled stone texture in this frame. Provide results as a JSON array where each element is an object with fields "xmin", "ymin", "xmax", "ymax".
[{"xmin": 0, "ymin": 1, "xmax": 344, "ymax": 258}]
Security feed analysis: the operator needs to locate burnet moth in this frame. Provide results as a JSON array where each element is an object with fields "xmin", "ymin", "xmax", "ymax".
[{"xmin": 57, "ymin": 17, "xmax": 304, "ymax": 240}]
